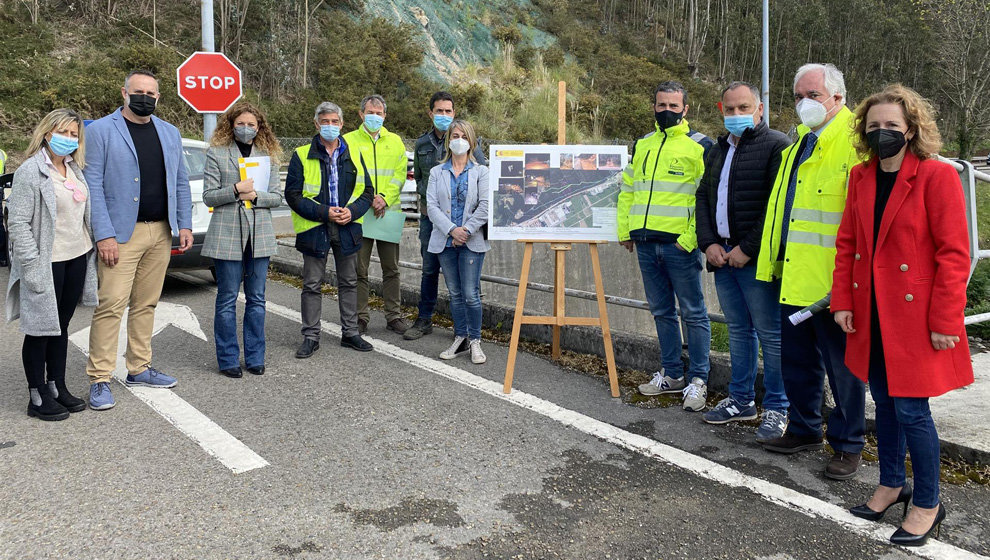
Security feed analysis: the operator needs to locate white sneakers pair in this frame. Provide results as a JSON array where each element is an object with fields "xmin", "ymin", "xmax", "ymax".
[
  {"xmin": 440, "ymin": 336, "xmax": 486, "ymax": 364},
  {"xmin": 638, "ymin": 371, "xmax": 708, "ymax": 411}
]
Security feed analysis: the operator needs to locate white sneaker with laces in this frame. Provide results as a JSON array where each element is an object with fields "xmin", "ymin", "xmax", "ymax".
[
  {"xmin": 637, "ymin": 371, "xmax": 686, "ymax": 396},
  {"xmin": 681, "ymin": 377, "xmax": 708, "ymax": 411},
  {"xmin": 440, "ymin": 336, "xmax": 469, "ymax": 360},
  {"xmin": 469, "ymin": 339, "xmax": 486, "ymax": 364}
]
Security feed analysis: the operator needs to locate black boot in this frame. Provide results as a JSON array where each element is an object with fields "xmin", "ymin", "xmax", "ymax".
[
  {"xmin": 27, "ymin": 386, "xmax": 70, "ymax": 421},
  {"xmin": 50, "ymin": 380, "xmax": 86, "ymax": 413}
]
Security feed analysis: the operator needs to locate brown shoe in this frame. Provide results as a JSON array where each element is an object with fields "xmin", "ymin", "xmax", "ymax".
[
  {"xmin": 825, "ymin": 451, "xmax": 861, "ymax": 480},
  {"xmin": 357, "ymin": 318, "xmax": 369, "ymax": 334},
  {"xmin": 386, "ymin": 318, "xmax": 409, "ymax": 334},
  {"xmin": 760, "ymin": 432, "xmax": 824, "ymax": 454}
]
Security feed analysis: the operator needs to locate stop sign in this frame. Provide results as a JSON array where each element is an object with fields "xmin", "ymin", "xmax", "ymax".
[{"xmin": 176, "ymin": 52, "xmax": 242, "ymax": 113}]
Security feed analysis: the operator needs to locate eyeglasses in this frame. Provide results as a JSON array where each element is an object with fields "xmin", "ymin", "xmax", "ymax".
[{"xmin": 64, "ymin": 179, "xmax": 86, "ymax": 203}]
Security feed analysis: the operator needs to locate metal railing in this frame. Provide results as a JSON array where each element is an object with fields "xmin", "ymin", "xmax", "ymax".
[{"xmin": 274, "ymin": 238, "xmax": 728, "ymax": 325}]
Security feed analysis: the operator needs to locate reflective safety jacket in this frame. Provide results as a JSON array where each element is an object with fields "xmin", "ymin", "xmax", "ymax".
[
  {"xmin": 618, "ymin": 120, "xmax": 708, "ymax": 251},
  {"xmin": 0, "ymin": 148, "xmax": 6, "ymax": 175},
  {"xmin": 756, "ymin": 106, "xmax": 864, "ymax": 307},
  {"xmin": 342, "ymin": 125, "xmax": 406, "ymax": 224}
]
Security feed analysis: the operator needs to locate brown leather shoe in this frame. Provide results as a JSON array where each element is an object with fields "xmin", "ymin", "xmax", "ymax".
[
  {"xmin": 760, "ymin": 432, "xmax": 824, "ymax": 454},
  {"xmin": 386, "ymin": 318, "xmax": 409, "ymax": 334},
  {"xmin": 825, "ymin": 451, "xmax": 862, "ymax": 480}
]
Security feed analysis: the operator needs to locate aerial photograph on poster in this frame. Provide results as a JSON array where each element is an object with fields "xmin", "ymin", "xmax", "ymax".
[{"xmin": 487, "ymin": 145, "xmax": 628, "ymax": 241}]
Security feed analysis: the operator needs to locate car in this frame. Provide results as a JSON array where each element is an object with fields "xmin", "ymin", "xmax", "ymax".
[{"xmin": 168, "ymin": 138, "xmax": 214, "ymax": 274}]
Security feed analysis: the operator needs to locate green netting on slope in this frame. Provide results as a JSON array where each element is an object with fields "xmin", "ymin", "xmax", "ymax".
[{"xmin": 362, "ymin": 0, "xmax": 555, "ymax": 82}]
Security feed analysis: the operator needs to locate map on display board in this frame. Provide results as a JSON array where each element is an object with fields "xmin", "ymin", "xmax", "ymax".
[{"xmin": 487, "ymin": 145, "xmax": 628, "ymax": 241}]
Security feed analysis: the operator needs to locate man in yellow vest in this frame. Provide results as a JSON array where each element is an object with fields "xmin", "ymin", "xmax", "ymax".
[
  {"xmin": 285, "ymin": 102, "xmax": 375, "ymax": 358},
  {"xmin": 0, "ymin": 147, "xmax": 7, "ymax": 174},
  {"xmin": 755, "ymin": 64, "xmax": 866, "ymax": 480},
  {"xmin": 620, "ymin": 81, "xmax": 714, "ymax": 412},
  {"xmin": 343, "ymin": 95, "xmax": 410, "ymax": 335}
]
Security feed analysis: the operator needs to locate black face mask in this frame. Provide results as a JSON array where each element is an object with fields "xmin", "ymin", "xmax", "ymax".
[
  {"xmin": 866, "ymin": 128, "xmax": 907, "ymax": 160},
  {"xmin": 128, "ymin": 94, "xmax": 157, "ymax": 117},
  {"xmin": 655, "ymin": 110, "xmax": 683, "ymax": 131}
]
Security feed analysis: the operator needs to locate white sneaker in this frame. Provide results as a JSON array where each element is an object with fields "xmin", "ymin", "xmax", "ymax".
[
  {"xmin": 469, "ymin": 339, "xmax": 486, "ymax": 364},
  {"xmin": 638, "ymin": 371, "xmax": 686, "ymax": 396},
  {"xmin": 681, "ymin": 377, "xmax": 707, "ymax": 411},
  {"xmin": 440, "ymin": 336, "xmax": 469, "ymax": 360}
]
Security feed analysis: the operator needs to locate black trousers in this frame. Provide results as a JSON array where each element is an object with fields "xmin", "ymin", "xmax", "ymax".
[
  {"xmin": 780, "ymin": 303, "xmax": 866, "ymax": 453},
  {"xmin": 22, "ymin": 254, "xmax": 87, "ymax": 388}
]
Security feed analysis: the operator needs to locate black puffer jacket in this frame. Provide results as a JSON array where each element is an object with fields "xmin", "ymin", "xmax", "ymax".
[{"xmin": 695, "ymin": 120, "xmax": 790, "ymax": 259}]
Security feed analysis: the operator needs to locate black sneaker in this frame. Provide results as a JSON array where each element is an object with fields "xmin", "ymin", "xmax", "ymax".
[
  {"xmin": 403, "ymin": 318, "xmax": 434, "ymax": 340},
  {"xmin": 341, "ymin": 334, "xmax": 373, "ymax": 352},
  {"xmin": 295, "ymin": 339, "xmax": 320, "ymax": 359}
]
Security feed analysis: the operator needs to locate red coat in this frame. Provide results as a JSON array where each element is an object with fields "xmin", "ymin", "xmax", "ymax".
[{"xmin": 831, "ymin": 151, "xmax": 973, "ymax": 397}]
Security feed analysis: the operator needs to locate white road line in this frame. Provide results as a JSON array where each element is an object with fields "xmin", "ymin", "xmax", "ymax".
[
  {"xmin": 69, "ymin": 302, "xmax": 269, "ymax": 475},
  {"xmin": 169, "ymin": 272, "xmax": 985, "ymax": 559}
]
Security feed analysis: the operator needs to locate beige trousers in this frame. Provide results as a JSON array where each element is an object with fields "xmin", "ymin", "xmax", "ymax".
[{"xmin": 86, "ymin": 221, "xmax": 172, "ymax": 383}]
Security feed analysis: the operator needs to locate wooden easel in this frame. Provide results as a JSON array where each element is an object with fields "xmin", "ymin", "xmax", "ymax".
[{"xmin": 502, "ymin": 239, "xmax": 620, "ymax": 397}]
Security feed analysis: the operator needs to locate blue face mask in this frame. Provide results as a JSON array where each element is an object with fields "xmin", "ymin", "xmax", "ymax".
[
  {"xmin": 48, "ymin": 133, "xmax": 78, "ymax": 156},
  {"xmin": 723, "ymin": 114, "xmax": 756, "ymax": 137},
  {"xmin": 363, "ymin": 114, "xmax": 385, "ymax": 133},
  {"xmin": 433, "ymin": 114, "xmax": 453, "ymax": 131},
  {"xmin": 319, "ymin": 124, "xmax": 341, "ymax": 141}
]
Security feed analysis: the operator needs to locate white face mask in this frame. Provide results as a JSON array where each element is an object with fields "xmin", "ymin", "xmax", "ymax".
[
  {"xmin": 796, "ymin": 97, "xmax": 829, "ymax": 128},
  {"xmin": 449, "ymin": 138, "xmax": 470, "ymax": 156}
]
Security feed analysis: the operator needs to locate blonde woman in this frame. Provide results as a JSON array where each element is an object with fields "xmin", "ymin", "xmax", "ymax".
[
  {"xmin": 426, "ymin": 119, "xmax": 490, "ymax": 363},
  {"xmin": 833, "ymin": 84, "xmax": 972, "ymax": 545},
  {"xmin": 6, "ymin": 109, "xmax": 98, "ymax": 421},
  {"xmin": 202, "ymin": 101, "xmax": 283, "ymax": 378}
]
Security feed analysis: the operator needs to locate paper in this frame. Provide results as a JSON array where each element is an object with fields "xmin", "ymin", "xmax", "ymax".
[
  {"xmin": 361, "ymin": 208, "xmax": 405, "ymax": 243},
  {"xmin": 238, "ymin": 156, "xmax": 271, "ymax": 209}
]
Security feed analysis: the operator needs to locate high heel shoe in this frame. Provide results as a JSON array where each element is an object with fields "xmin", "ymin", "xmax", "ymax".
[
  {"xmin": 890, "ymin": 503, "xmax": 946, "ymax": 547},
  {"xmin": 849, "ymin": 484, "xmax": 913, "ymax": 521}
]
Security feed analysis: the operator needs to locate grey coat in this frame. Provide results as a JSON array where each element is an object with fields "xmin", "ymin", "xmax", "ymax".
[
  {"xmin": 5, "ymin": 151, "xmax": 98, "ymax": 336},
  {"xmin": 201, "ymin": 143, "xmax": 283, "ymax": 260},
  {"xmin": 426, "ymin": 162, "xmax": 490, "ymax": 254}
]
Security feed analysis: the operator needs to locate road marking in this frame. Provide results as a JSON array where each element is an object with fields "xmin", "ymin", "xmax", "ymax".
[
  {"xmin": 69, "ymin": 301, "xmax": 269, "ymax": 475},
  {"xmin": 169, "ymin": 272, "xmax": 984, "ymax": 559}
]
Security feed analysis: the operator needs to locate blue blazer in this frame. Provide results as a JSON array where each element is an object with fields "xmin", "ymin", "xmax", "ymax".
[{"xmin": 83, "ymin": 108, "xmax": 192, "ymax": 243}]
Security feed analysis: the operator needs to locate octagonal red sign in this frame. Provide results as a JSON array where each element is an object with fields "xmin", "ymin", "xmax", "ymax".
[{"xmin": 176, "ymin": 52, "xmax": 242, "ymax": 113}]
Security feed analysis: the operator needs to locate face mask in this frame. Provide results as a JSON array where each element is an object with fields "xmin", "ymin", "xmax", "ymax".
[
  {"xmin": 48, "ymin": 133, "xmax": 78, "ymax": 157},
  {"xmin": 128, "ymin": 94, "xmax": 157, "ymax": 117},
  {"xmin": 655, "ymin": 110, "xmax": 683, "ymax": 131},
  {"xmin": 866, "ymin": 129, "xmax": 907, "ymax": 160},
  {"xmin": 363, "ymin": 114, "xmax": 384, "ymax": 132},
  {"xmin": 319, "ymin": 124, "xmax": 341, "ymax": 141},
  {"xmin": 433, "ymin": 115, "xmax": 453, "ymax": 131},
  {"xmin": 233, "ymin": 126, "xmax": 257, "ymax": 144},
  {"xmin": 796, "ymin": 97, "xmax": 828, "ymax": 128},
  {"xmin": 723, "ymin": 114, "xmax": 755, "ymax": 137},
  {"xmin": 449, "ymin": 138, "xmax": 470, "ymax": 156}
]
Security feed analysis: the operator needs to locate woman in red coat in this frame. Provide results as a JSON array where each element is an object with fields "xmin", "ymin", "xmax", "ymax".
[{"xmin": 832, "ymin": 84, "xmax": 973, "ymax": 546}]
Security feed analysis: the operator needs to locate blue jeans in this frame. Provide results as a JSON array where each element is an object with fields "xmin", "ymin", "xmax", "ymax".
[
  {"xmin": 417, "ymin": 214, "xmax": 442, "ymax": 321},
  {"xmin": 869, "ymin": 338, "xmax": 941, "ymax": 508},
  {"xmin": 636, "ymin": 241, "xmax": 710, "ymax": 382},
  {"xmin": 213, "ymin": 255, "xmax": 269, "ymax": 370},
  {"xmin": 713, "ymin": 260, "xmax": 787, "ymax": 411},
  {"xmin": 438, "ymin": 246, "xmax": 485, "ymax": 340}
]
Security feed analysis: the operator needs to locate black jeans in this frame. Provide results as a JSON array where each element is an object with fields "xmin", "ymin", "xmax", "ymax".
[{"xmin": 22, "ymin": 254, "xmax": 87, "ymax": 388}]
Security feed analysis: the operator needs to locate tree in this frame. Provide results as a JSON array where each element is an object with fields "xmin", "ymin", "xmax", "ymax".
[{"xmin": 927, "ymin": 0, "xmax": 990, "ymax": 159}]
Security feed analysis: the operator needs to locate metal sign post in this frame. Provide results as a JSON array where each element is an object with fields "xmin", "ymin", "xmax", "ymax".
[{"xmin": 201, "ymin": 0, "xmax": 217, "ymax": 142}]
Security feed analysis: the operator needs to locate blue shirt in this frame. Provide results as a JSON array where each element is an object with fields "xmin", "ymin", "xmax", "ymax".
[
  {"xmin": 778, "ymin": 131, "xmax": 819, "ymax": 256},
  {"xmin": 444, "ymin": 159, "xmax": 474, "ymax": 247},
  {"xmin": 324, "ymin": 137, "xmax": 347, "ymax": 207}
]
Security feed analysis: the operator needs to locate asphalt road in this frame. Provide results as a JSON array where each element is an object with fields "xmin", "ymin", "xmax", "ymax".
[{"xmin": 1, "ymin": 267, "xmax": 988, "ymax": 560}]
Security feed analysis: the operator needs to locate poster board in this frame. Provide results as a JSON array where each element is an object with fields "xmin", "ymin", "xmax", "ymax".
[{"xmin": 487, "ymin": 145, "xmax": 628, "ymax": 241}]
